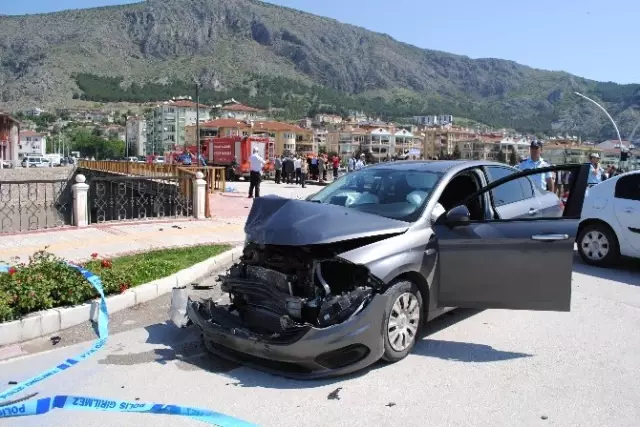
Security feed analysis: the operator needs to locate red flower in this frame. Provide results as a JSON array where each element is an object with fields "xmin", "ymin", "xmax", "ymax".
[
  {"xmin": 119, "ymin": 283, "xmax": 129, "ymax": 293},
  {"xmin": 8, "ymin": 267, "xmax": 17, "ymax": 275},
  {"xmin": 101, "ymin": 259, "xmax": 112, "ymax": 269},
  {"xmin": 91, "ymin": 253, "xmax": 99, "ymax": 259}
]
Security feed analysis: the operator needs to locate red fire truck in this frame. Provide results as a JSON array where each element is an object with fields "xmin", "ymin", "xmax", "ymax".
[{"xmin": 202, "ymin": 136, "xmax": 275, "ymax": 180}]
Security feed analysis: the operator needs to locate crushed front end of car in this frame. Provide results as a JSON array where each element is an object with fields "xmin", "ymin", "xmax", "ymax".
[{"xmin": 174, "ymin": 196, "xmax": 409, "ymax": 379}]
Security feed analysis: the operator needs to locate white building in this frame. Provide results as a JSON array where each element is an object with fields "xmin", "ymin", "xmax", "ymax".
[
  {"xmin": 314, "ymin": 114, "xmax": 343, "ymax": 125},
  {"xmin": 18, "ymin": 131, "xmax": 47, "ymax": 158},
  {"xmin": 24, "ymin": 108, "xmax": 44, "ymax": 117},
  {"xmin": 218, "ymin": 102, "xmax": 263, "ymax": 121},
  {"xmin": 413, "ymin": 115, "xmax": 454, "ymax": 126},
  {"xmin": 126, "ymin": 117, "xmax": 147, "ymax": 156},
  {"xmin": 149, "ymin": 99, "xmax": 212, "ymax": 154},
  {"xmin": 362, "ymin": 128, "xmax": 392, "ymax": 160},
  {"xmin": 392, "ymin": 129, "xmax": 423, "ymax": 157},
  {"xmin": 313, "ymin": 129, "xmax": 328, "ymax": 153}
]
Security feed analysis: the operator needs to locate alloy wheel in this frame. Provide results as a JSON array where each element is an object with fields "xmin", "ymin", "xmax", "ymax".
[{"xmin": 387, "ymin": 292, "xmax": 421, "ymax": 352}]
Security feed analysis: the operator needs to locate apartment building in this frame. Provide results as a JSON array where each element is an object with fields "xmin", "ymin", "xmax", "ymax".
[
  {"xmin": 147, "ymin": 99, "xmax": 211, "ymax": 154},
  {"xmin": 218, "ymin": 103, "xmax": 264, "ymax": 121},
  {"xmin": 18, "ymin": 131, "xmax": 47, "ymax": 158},
  {"xmin": 413, "ymin": 115, "xmax": 453, "ymax": 126},
  {"xmin": 184, "ymin": 119, "xmax": 312, "ymax": 156},
  {"xmin": 314, "ymin": 113, "xmax": 343, "ymax": 125},
  {"xmin": 126, "ymin": 117, "xmax": 147, "ymax": 156},
  {"xmin": 313, "ymin": 129, "xmax": 328, "ymax": 154},
  {"xmin": 393, "ymin": 129, "xmax": 423, "ymax": 158},
  {"xmin": 424, "ymin": 127, "xmax": 479, "ymax": 158}
]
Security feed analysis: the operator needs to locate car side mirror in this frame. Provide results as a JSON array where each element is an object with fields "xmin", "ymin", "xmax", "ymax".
[{"xmin": 437, "ymin": 205, "xmax": 471, "ymax": 227}]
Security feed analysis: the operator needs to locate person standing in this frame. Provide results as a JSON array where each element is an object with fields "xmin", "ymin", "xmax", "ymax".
[
  {"xmin": 284, "ymin": 155, "xmax": 294, "ymax": 184},
  {"xmin": 355, "ymin": 154, "xmax": 366, "ymax": 171},
  {"xmin": 348, "ymin": 156, "xmax": 355, "ymax": 173},
  {"xmin": 516, "ymin": 140, "xmax": 554, "ymax": 193},
  {"xmin": 248, "ymin": 148, "xmax": 265, "ymax": 198},
  {"xmin": 293, "ymin": 155, "xmax": 302, "ymax": 185},
  {"xmin": 317, "ymin": 155, "xmax": 325, "ymax": 182},
  {"xmin": 322, "ymin": 155, "xmax": 328, "ymax": 181},
  {"xmin": 300, "ymin": 156, "xmax": 309, "ymax": 188},
  {"xmin": 274, "ymin": 156, "xmax": 282, "ymax": 184},
  {"xmin": 332, "ymin": 155, "xmax": 340, "ymax": 180},
  {"xmin": 587, "ymin": 153, "xmax": 604, "ymax": 187}
]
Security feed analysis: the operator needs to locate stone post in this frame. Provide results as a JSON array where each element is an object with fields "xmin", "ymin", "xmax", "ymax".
[
  {"xmin": 193, "ymin": 171, "xmax": 207, "ymax": 219},
  {"xmin": 72, "ymin": 174, "xmax": 90, "ymax": 227}
]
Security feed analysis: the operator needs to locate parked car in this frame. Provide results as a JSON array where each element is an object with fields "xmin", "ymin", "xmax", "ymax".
[
  {"xmin": 577, "ymin": 170, "xmax": 640, "ymax": 266},
  {"xmin": 21, "ymin": 157, "xmax": 50, "ymax": 168},
  {"xmin": 178, "ymin": 160, "xmax": 590, "ymax": 379}
]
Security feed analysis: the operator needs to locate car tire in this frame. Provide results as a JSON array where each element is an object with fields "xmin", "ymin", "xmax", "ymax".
[
  {"xmin": 577, "ymin": 222, "xmax": 620, "ymax": 267},
  {"xmin": 381, "ymin": 280, "xmax": 423, "ymax": 363}
]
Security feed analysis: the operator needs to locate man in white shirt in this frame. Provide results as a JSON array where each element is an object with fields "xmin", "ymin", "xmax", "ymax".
[
  {"xmin": 355, "ymin": 154, "xmax": 366, "ymax": 171},
  {"xmin": 248, "ymin": 148, "xmax": 265, "ymax": 198},
  {"xmin": 293, "ymin": 156, "xmax": 302, "ymax": 185}
]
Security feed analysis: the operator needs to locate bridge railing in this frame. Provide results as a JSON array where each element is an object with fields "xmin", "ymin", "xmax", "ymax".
[{"xmin": 78, "ymin": 161, "xmax": 227, "ymax": 193}]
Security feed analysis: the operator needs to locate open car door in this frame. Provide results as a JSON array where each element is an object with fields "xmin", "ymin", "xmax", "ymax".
[{"xmin": 434, "ymin": 163, "xmax": 590, "ymax": 312}]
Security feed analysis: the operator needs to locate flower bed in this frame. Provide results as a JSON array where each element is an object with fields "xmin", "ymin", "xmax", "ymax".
[{"xmin": 0, "ymin": 244, "xmax": 231, "ymax": 323}]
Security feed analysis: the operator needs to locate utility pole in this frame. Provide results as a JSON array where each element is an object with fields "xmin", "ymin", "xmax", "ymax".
[
  {"xmin": 196, "ymin": 83, "xmax": 201, "ymax": 164},
  {"xmin": 125, "ymin": 116, "xmax": 129, "ymax": 158}
]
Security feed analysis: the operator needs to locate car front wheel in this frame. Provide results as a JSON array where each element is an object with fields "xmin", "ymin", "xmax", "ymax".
[
  {"xmin": 381, "ymin": 280, "xmax": 423, "ymax": 363},
  {"xmin": 577, "ymin": 222, "xmax": 620, "ymax": 267}
]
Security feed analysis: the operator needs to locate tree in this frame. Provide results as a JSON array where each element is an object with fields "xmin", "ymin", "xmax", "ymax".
[
  {"xmin": 509, "ymin": 150, "xmax": 518, "ymax": 165},
  {"xmin": 452, "ymin": 145, "xmax": 462, "ymax": 160},
  {"xmin": 497, "ymin": 149, "xmax": 507, "ymax": 163}
]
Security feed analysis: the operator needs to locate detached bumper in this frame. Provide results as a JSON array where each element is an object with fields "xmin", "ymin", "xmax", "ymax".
[{"xmin": 186, "ymin": 295, "xmax": 389, "ymax": 380}]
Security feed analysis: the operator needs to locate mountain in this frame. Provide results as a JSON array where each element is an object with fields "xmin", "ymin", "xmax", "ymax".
[{"xmin": 1, "ymin": 0, "xmax": 639, "ymax": 137}]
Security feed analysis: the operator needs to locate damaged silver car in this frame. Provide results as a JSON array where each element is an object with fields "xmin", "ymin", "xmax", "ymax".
[{"xmin": 176, "ymin": 161, "xmax": 590, "ymax": 379}]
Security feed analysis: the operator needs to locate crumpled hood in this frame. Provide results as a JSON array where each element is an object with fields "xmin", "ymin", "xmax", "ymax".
[{"xmin": 244, "ymin": 196, "xmax": 410, "ymax": 246}]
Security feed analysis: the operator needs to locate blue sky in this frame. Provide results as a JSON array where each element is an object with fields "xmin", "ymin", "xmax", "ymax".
[{"xmin": 3, "ymin": 0, "xmax": 638, "ymax": 84}]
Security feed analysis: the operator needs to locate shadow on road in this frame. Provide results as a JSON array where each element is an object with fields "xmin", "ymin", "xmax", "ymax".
[
  {"xmin": 158, "ymin": 307, "xmax": 526, "ymax": 390},
  {"xmin": 572, "ymin": 254, "xmax": 640, "ymax": 287}
]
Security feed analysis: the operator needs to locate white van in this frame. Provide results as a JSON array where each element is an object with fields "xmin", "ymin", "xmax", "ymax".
[{"xmin": 21, "ymin": 157, "xmax": 50, "ymax": 168}]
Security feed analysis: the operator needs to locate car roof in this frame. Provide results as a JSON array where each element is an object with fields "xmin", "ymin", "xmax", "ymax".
[{"xmin": 364, "ymin": 160, "xmax": 512, "ymax": 174}]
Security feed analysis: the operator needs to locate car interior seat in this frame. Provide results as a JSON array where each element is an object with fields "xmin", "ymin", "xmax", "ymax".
[{"xmin": 438, "ymin": 174, "xmax": 484, "ymax": 220}]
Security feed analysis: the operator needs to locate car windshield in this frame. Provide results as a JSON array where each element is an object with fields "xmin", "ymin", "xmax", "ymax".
[{"xmin": 308, "ymin": 167, "xmax": 443, "ymax": 222}]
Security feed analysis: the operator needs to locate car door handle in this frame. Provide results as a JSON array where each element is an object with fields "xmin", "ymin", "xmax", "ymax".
[
  {"xmin": 624, "ymin": 207, "xmax": 634, "ymax": 213},
  {"xmin": 528, "ymin": 208, "xmax": 538, "ymax": 215},
  {"xmin": 531, "ymin": 234, "xmax": 570, "ymax": 241}
]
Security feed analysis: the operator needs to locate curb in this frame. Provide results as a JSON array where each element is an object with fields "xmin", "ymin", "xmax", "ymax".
[{"xmin": 0, "ymin": 246, "xmax": 244, "ymax": 348}]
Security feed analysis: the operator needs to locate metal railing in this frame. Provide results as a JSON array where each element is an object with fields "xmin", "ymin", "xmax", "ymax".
[
  {"xmin": 78, "ymin": 160, "xmax": 227, "ymax": 193},
  {"xmin": 0, "ymin": 179, "xmax": 73, "ymax": 234},
  {"xmin": 89, "ymin": 176, "xmax": 192, "ymax": 223}
]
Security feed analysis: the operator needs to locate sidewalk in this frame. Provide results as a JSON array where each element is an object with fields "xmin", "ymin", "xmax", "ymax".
[{"xmin": 0, "ymin": 218, "xmax": 245, "ymax": 264}]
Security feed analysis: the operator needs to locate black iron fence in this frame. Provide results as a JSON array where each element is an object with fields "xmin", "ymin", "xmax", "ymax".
[
  {"xmin": 0, "ymin": 179, "xmax": 73, "ymax": 234},
  {"xmin": 89, "ymin": 176, "xmax": 193, "ymax": 223}
]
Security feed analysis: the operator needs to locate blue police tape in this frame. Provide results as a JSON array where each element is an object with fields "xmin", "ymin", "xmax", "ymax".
[{"xmin": 0, "ymin": 263, "xmax": 258, "ymax": 426}]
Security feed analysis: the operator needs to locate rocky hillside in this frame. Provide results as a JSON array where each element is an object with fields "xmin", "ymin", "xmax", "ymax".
[{"xmin": 1, "ymin": 0, "xmax": 639, "ymax": 136}]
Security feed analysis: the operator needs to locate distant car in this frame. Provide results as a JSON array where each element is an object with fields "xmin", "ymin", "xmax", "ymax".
[
  {"xmin": 181, "ymin": 160, "xmax": 590, "ymax": 379},
  {"xmin": 577, "ymin": 170, "xmax": 640, "ymax": 266},
  {"xmin": 21, "ymin": 157, "xmax": 49, "ymax": 168}
]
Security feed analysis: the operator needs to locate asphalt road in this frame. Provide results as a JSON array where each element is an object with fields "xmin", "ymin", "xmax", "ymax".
[{"xmin": 1, "ymin": 257, "xmax": 639, "ymax": 427}]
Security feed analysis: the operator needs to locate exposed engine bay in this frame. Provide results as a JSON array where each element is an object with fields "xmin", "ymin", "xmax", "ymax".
[{"xmin": 206, "ymin": 242, "xmax": 384, "ymax": 337}]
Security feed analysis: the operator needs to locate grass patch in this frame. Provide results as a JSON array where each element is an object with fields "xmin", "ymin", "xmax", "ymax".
[
  {"xmin": 0, "ymin": 244, "xmax": 232, "ymax": 322},
  {"xmin": 85, "ymin": 244, "xmax": 232, "ymax": 287}
]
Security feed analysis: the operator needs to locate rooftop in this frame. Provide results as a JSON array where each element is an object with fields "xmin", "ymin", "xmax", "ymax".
[
  {"xmin": 20, "ymin": 131, "xmax": 46, "ymax": 137},
  {"xmin": 198, "ymin": 119, "xmax": 307, "ymax": 133},
  {"xmin": 168, "ymin": 100, "xmax": 211, "ymax": 109},
  {"xmin": 220, "ymin": 103, "xmax": 262, "ymax": 112}
]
